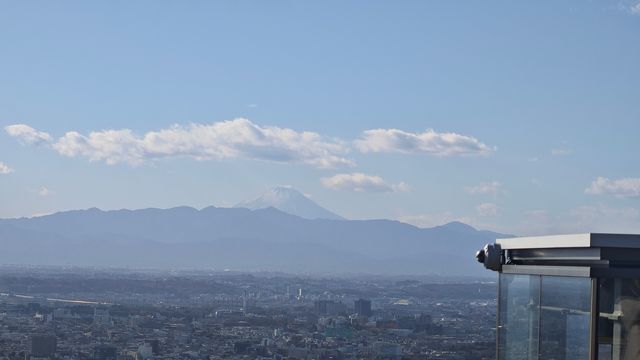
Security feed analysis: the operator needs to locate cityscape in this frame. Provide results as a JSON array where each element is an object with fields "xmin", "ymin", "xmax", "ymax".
[{"xmin": 0, "ymin": 267, "xmax": 495, "ymax": 360}]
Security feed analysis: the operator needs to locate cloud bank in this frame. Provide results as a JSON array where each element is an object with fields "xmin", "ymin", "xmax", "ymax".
[
  {"xmin": 585, "ymin": 177, "xmax": 640, "ymax": 198},
  {"xmin": 6, "ymin": 119, "xmax": 353, "ymax": 168},
  {"xmin": 354, "ymin": 128, "xmax": 493, "ymax": 156},
  {"xmin": 465, "ymin": 181, "xmax": 502, "ymax": 195},
  {"xmin": 321, "ymin": 173, "xmax": 409, "ymax": 193},
  {"xmin": 6, "ymin": 120, "xmax": 494, "ymax": 168}
]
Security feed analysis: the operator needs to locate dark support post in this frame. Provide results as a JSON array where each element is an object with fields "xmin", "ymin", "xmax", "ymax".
[
  {"xmin": 589, "ymin": 278, "xmax": 598, "ymax": 360},
  {"xmin": 496, "ymin": 273, "xmax": 501, "ymax": 360}
]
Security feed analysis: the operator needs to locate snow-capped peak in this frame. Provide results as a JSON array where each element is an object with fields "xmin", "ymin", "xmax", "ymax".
[{"xmin": 235, "ymin": 186, "xmax": 344, "ymax": 220}]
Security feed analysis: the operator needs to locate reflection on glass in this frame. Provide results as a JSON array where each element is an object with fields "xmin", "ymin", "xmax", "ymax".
[
  {"xmin": 539, "ymin": 276, "xmax": 591, "ymax": 360},
  {"xmin": 598, "ymin": 278, "xmax": 640, "ymax": 360},
  {"xmin": 498, "ymin": 274, "xmax": 540, "ymax": 360},
  {"xmin": 498, "ymin": 274, "xmax": 592, "ymax": 360}
]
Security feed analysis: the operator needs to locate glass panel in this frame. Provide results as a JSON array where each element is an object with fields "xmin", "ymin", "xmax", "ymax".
[
  {"xmin": 539, "ymin": 276, "xmax": 591, "ymax": 360},
  {"xmin": 598, "ymin": 278, "xmax": 640, "ymax": 360},
  {"xmin": 498, "ymin": 273, "xmax": 540, "ymax": 360}
]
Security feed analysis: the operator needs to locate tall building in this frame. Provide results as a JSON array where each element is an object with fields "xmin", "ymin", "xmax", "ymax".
[
  {"xmin": 94, "ymin": 344, "xmax": 117, "ymax": 360},
  {"xmin": 146, "ymin": 339, "xmax": 160, "ymax": 356},
  {"xmin": 354, "ymin": 298, "xmax": 372, "ymax": 317},
  {"xmin": 314, "ymin": 300, "xmax": 347, "ymax": 315},
  {"xmin": 93, "ymin": 308, "xmax": 111, "ymax": 327},
  {"xmin": 137, "ymin": 342, "xmax": 153, "ymax": 359},
  {"xmin": 371, "ymin": 342, "xmax": 401, "ymax": 358},
  {"xmin": 31, "ymin": 334, "xmax": 56, "ymax": 358},
  {"xmin": 242, "ymin": 290, "xmax": 248, "ymax": 314}
]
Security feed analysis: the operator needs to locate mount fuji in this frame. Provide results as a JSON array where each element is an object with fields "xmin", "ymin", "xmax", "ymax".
[{"xmin": 235, "ymin": 186, "xmax": 345, "ymax": 221}]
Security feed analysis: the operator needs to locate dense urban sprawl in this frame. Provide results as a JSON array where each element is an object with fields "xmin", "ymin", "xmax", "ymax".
[{"xmin": 0, "ymin": 267, "xmax": 496, "ymax": 360}]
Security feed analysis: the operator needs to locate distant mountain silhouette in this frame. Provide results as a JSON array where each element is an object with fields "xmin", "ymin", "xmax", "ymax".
[
  {"xmin": 0, "ymin": 207, "xmax": 512, "ymax": 275},
  {"xmin": 235, "ymin": 186, "xmax": 344, "ymax": 220}
]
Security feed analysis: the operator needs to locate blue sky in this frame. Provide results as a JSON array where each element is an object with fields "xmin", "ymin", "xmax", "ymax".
[{"xmin": 1, "ymin": 1, "xmax": 640, "ymax": 235}]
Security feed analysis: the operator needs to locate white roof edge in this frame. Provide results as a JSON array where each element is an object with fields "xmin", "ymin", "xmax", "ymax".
[
  {"xmin": 497, "ymin": 233, "xmax": 640, "ymax": 250},
  {"xmin": 497, "ymin": 233, "xmax": 592, "ymax": 249}
]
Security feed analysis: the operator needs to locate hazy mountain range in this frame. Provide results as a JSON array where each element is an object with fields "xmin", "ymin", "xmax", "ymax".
[{"xmin": 0, "ymin": 188, "xmax": 512, "ymax": 276}]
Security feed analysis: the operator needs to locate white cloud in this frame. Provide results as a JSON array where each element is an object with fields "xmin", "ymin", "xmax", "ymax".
[
  {"xmin": 5, "ymin": 124, "xmax": 52, "ymax": 145},
  {"xmin": 476, "ymin": 202, "xmax": 498, "ymax": 217},
  {"xmin": 38, "ymin": 187, "xmax": 51, "ymax": 197},
  {"xmin": 630, "ymin": 2, "xmax": 640, "ymax": 14},
  {"xmin": 6, "ymin": 121, "xmax": 498, "ymax": 167},
  {"xmin": 354, "ymin": 128, "xmax": 493, "ymax": 156},
  {"xmin": 27, "ymin": 186, "xmax": 53, "ymax": 197},
  {"xmin": 0, "ymin": 162, "xmax": 13, "ymax": 174},
  {"xmin": 551, "ymin": 148, "xmax": 573, "ymax": 156},
  {"xmin": 7, "ymin": 119, "xmax": 354, "ymax": 168},
  {"xmin": 465, "ymin": 181, "xmax": 502, "ymax": 195},
  {"xmin": 585, "ymin": 177, "xmax": 640, "ymax": 198},
  {"xmin": 321, "ymin": 173, "xmax": 409, "ymax": 193}
]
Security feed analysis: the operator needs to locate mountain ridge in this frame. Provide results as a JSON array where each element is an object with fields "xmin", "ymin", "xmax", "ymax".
[{"xmin": 0, "ymin": 206, "xmax": 513, "ymax": 275}]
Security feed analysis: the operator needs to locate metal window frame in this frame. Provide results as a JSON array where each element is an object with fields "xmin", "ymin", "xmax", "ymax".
[{"xmin": 502, "ymin": 265, "xmax": 591, "ymax": 278}]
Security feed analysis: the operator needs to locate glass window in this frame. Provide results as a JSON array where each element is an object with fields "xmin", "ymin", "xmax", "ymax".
[
  {"xmin": 539, "ymin": 276, "xmax": 591, "ymax": 360},
  {"xmin": 499, "ymin": 273, "xmax": 540, "ymax": 360},
  {"xmin": 598, "ymin": 278, "xmax": 640, "ymax": 360},
  {"xmin": 498, "ymin": 274, "xmax": 592, "ymax": 360}
]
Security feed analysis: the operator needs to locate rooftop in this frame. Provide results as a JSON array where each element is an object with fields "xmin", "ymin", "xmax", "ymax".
[{"xmin": 496, "ymin": 233, "xmax": 640, "ymax": 250}]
